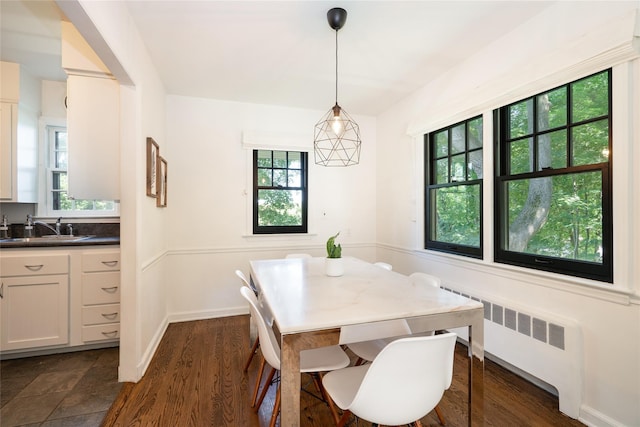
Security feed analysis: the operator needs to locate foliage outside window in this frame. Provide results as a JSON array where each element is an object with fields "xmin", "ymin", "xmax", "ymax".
[
  {"xmin": 425, "ymin": 115, "xmax": 483, "ymax": 258},
  {"xmin": 253, "ymin": 150, "xmax": 308, "ymax": 234},
  {"xmin": 46, "ymin": 126, "xmax": 117, "ymax": 216},
  {"xmin": 495, "ymin": 69, "xmax": 612, "ymax": 282}
]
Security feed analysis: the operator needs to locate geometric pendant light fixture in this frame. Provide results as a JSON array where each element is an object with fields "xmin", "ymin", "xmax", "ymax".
[{"xmin": 314, "ymin": 7, "xmax": 362, "ymax": 167}]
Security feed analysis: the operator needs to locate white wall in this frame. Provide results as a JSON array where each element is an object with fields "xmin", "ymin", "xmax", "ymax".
[
  {"xmin": 165, "ymin": 96, "xmax": 377, "ymax": 319},
  {"xmin": 62, "ymin": 0, "xmax": 169, "ymax": 381},
  {"xmin": 376, "ymin": 3, "xmax": 640, "ymax": 426}
]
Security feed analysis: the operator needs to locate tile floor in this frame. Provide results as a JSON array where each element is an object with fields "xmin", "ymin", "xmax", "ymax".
[{"xmin": 0, "ymin": 347, "xmax": 121, "ymax": 427}]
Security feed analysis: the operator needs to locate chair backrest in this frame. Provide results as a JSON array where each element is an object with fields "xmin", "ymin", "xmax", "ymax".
[
  {"xmin": 348, "ymin": 332, "xmax": 457, "ymax": 426},
  {"xmin": 235, "ymin": 269, "xmax": 258, "ymax": 294},
  {"xmin": 339, "ymin": 318, "xmax": 411, "ymax": 345},
  {"xmin": 409, "ymin": 272, "xmax": 441, "ymax": 289},
  {"xmin": 240, "ymin": 287, "xmax": 281, "ymax": 370},
  {"xmin": 373, "ymin": 262, "xmax": 392, "ymax": 271},
  {"xmin": 285, "ymin": 253, "xmax": 312, "ymax": 259}
]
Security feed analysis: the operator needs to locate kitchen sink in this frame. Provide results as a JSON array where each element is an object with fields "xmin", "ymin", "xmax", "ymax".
[{"xmin": 0, "ymin": 235, "xmax": 95, "ymax": 243}]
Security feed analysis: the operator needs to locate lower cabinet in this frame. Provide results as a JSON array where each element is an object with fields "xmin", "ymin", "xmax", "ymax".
[
  {"xmin": 0, "ymin": 247, "xmax": 120, "ymax": 355},
  {"xmin": 81, "ymin": 251, "xmax": 121, "ymax": 343},
  {"xmin": 0, "ymin": 254, "xmax": 69, "ymax": 351}
]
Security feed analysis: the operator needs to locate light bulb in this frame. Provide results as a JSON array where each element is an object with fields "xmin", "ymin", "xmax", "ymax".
[{"xmin": 331, "ymin": 115, "xmax": 343, "ymax": 135}]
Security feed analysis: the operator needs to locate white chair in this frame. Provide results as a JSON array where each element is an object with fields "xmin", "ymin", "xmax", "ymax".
[
  {"xmin": 240, "ymin": 287, "xmax": 350, "ymax": 427},
  {"xmin": 285, "ymin": 253, "xmax": 312, "ymax": 259},
  {"xmin": 373, "ymin": 261, "xmax": 392, "ymax": 271},
  {"xmin": 409, "ymin": 271, "xmax": 442, "ymax": 289},
  {"xmin": 342, "ymin": 319, "xmax": 412, "ymax": 366},
  {"xmin": 237, "ymin": 269, "xmax": 261, "ymax": 373},
  {"xmin": 323, "ymin": 333, "xmax": 457, "ymax": 427}
]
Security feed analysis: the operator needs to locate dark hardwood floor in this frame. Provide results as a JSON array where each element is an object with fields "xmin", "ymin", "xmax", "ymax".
[{"xmin": 101, "ymin": 316, "xmax": 584, "ymax": 427}]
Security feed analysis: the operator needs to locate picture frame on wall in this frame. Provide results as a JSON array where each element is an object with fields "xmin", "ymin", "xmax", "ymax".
[
  {"xmin": 157, "ymin": 156, "xmax": 167, "ymax": 207},
  {"xmin": 146, "ymin": 137, "xmax": 159, "ymax": 197}
]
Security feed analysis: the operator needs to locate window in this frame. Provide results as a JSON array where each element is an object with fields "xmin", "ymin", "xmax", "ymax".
[
  {"xmin": 45, "ymin": 126, "xmax": 118, "ymax": 216},
  {"xmin": 253, "ymin": 150, "xmax": 308, "ymax": 234},
  {"xmin": 495, "ymin": 69, "xmax": 612, "ymax": 282},
  {"xmin": 425, "ymin": 116, "xmax": 483, "ymax": 258}
]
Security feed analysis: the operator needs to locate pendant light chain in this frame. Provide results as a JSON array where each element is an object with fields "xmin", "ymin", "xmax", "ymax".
[{"xmin": 335, "ymin": 28, "xmax": 339, "ymax": 106}]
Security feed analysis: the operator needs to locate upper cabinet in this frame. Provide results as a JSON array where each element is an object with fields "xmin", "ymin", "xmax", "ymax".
[
  {"xmin": 0, "ymin": 61, "xmax": 38, "ymax": 203},
  {"xmin": 61, "ymin": 22, "xmax": 120, "ymax": 201}
]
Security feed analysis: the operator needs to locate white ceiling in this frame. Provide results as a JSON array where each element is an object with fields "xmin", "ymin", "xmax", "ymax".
[{"xmin": 1, "ymin": 1, "xmax": 558, "ymax": 115}]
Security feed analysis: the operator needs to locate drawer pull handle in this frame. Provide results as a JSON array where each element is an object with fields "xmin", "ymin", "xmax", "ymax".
[
  {"xmin": 101, "ymin": 312, "xmax": 119, "ymax": 320},
  {"xmin": 25, "ymin": 264, "xmax": 44, "ymax": 271},
  {"xmin": 101, "ymin": 260, "xmax": 118, "ymax": 267},
  {"xmin": 101, "ymin": 330, "xmax": 119, "ymax": 338},
  {"xmin": 101, "ymin": 286, "xmax": 118, "ymax": 293}
]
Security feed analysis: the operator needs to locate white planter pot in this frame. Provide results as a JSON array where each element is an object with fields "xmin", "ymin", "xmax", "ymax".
[{"xmin": 325, "ymin": 257, "xmax": 344, "ymax": 277}]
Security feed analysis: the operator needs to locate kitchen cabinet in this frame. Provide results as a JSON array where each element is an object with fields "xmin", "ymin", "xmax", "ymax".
[
  {"xmin": 65, "ymin": 75, "xmax": 120, "ymax": 200},
  {"xmin": 80, "ymin": 250, "xmax": 120, "ymax": 343},
  {"xmin": 0, "ymin": 102, "xmax": 17, "ymax": 199},
  {"xmin": 62, "ymin": 21, "xmax": 120, "ymax": 201},
  {"xmin": 0, "ymin": 254, "xmax": 69, "ymax": 351},
  {"xmin": 0, "ymin": 61, "xmax": 37, "ymax": 202}
]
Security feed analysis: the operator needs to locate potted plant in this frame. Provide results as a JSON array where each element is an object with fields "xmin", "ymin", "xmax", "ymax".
[{"xmin": 325, "ymin": 232, "xmax": 344, "ymax": 276}]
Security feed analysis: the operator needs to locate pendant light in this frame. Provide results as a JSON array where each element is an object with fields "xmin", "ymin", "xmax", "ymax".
[{"xmin": 314, "ymin": 7, "xmax": 361, "ymax": 167}]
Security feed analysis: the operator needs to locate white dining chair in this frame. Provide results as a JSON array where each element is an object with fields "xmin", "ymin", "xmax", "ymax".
[
  {"xmin": 323, "ymin": 333, "xmax": 457, "ymax": 427},
  {"xmin": 240, "ymin": 287, "xmax": 350, "ymax": 427},
  {"xmin": 373, "ymin": 261, "xmax": 392, "ymax": 271},
  {"xmin": 285, "ymin": 253, "xmax": 312, "ymax": 259},
  {"xmin": 409, "ymin": 271, "xmax": 442, "ymax": 289},
  {"xmin": 236, "ymin": 269, "xmax": 261, "ymax": 373},
  {"xmin": 342, "ymin": 319, "xmax": 412, "ymax": 366}
]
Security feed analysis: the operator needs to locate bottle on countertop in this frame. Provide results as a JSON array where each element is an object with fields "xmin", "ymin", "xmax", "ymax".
[
  {"xmin": 0, "ymin": 215, "xmax": 9, "ymax": 239},
  {"xmin": 24, "ymin": 214, "xmax": 34, "ymax": 238}
]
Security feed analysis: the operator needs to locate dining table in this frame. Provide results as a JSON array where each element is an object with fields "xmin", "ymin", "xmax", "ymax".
[{"xmin": 249, "ymin": 256, "xmax": 485, "ymax": 427}]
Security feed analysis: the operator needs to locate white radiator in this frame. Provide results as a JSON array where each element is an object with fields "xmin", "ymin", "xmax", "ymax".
[{"xmin": 443, "ymin": 286, "xmax": 582, "ymax": 419}]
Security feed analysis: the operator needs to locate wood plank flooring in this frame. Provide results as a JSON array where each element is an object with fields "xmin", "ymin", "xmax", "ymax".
[{"xmin": 101, "ymin": 316, "xmax": 585, "ymax": 427}]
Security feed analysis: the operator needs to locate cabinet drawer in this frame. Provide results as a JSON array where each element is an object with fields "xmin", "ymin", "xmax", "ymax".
[
  {"xmin": 82, "ymin": 252, "xmax": 120, "ymax": 272},
  {"xmin": 82, "ymin": 272, "xmax": 120, "ymax": 305},
  {"xmin": 82, "ymin": 324, "xmax": 120, "ymax": 342},
  {"xmin": 82, "ymin": 304, "xmax": 120, "ymax": 326},
  {"xmin": 1, "ymin": 254, "xmax": 68, "ymax": 277}
]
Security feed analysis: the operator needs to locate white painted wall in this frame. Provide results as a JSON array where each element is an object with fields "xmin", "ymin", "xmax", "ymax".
[
  {"xmin": 376, "ymin": 3, "xmax": 640, "ymax": 426},
  {"xmin": 165, "ymin": 96, "xmax": 377, "ymax": 318},
  {"xmin": 63, "ymin": 0, "xmax": 169, "ymax": 381}
]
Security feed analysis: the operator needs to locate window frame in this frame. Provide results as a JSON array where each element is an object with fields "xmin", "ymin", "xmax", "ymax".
[
  {"xmin": 424, "ymin": 115, "xmax": 483, "ymax": 259},
  {"xmin": 494, "ymin": 69, "xmax": 613, "ymax": 283},
  {"xmin": 252, "ymin": 149, "xmax": 308, "ymax": 234}
]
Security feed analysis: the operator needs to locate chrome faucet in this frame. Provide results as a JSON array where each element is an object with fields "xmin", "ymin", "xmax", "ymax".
[
  {"xmin": 24, "ymin": 214, "xmax": 34, "ymax": 238},
  {"xmin": 33, "ymin": 218, "xmax": 61, "ymax": 236},
  {"xmin": 55, "ymin": 217, "xmax": 62, "ymax": 235}
]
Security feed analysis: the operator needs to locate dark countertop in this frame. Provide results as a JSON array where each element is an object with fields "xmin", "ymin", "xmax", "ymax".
[{"xmin": 0, "ymin": 236, "xmax": 120, "ymax": 249}]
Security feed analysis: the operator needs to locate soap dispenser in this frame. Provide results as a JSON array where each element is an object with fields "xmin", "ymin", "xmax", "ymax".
[
  {"xmin": 0, "ymin": 215, "xmax": 9, "ymax": 239},
  {"xmin": 24, "ymin": 214, "xmax": 34, "ymax": 238}
]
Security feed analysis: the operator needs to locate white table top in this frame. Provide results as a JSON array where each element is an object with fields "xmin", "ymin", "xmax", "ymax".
[{"xmin": 250, "ymin": 256, "xmax": 483, "ymax": 335}]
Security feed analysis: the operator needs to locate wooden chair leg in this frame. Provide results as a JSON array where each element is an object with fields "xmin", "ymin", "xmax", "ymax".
[
  {"xmin": 254, "ymin": 367, "xmax": 276, "ymax": 412},
  {"xmin": 336, "ymin": 410, "xmax": 352, "ymax": 427},
  {"xmin": 434, "ymin": 405, "xmax": 446, "ymax": 425},
  {"xmin": 244, "ymin": 336, "xmax": 260, "ymax": 372},
  {"xmin": 415, "ymin": 420, "xmax": 424, "ymax": 427},
  {"xmin": 269, "ymin": 384, "xmax": 281, "ymax": 427},
  {"xmin": 251, "ymin": 357, "xmax": 266, "ymax": 407},
  {"xmin": 311, "ymin": 373, "xmax": 341, "ymax": 426},
  {"xmin": 354, "ymin": 357, "xmax": 365, "ymax": 366}
]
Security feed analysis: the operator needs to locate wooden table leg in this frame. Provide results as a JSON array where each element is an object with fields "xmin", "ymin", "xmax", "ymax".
[
  {"xmin": 468, "ymin": 310, "xmax": 484, "ymax": 427},
  {"xmin": 280, "ymin": 334, "xmax": 301, "ymax": 427}
]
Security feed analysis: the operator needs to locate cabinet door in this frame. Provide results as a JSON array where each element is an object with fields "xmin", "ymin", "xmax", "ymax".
[
  {"xmin": 0, "ymin": 274, "xmax": 69, "ymax": 351},
  {"xmin": 0, "ymin": 102, "xmax": 17, "ymax": 200},
  {"xmin": 66, "ymin": 75, "xmax": 119, "ymax": 200}
]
